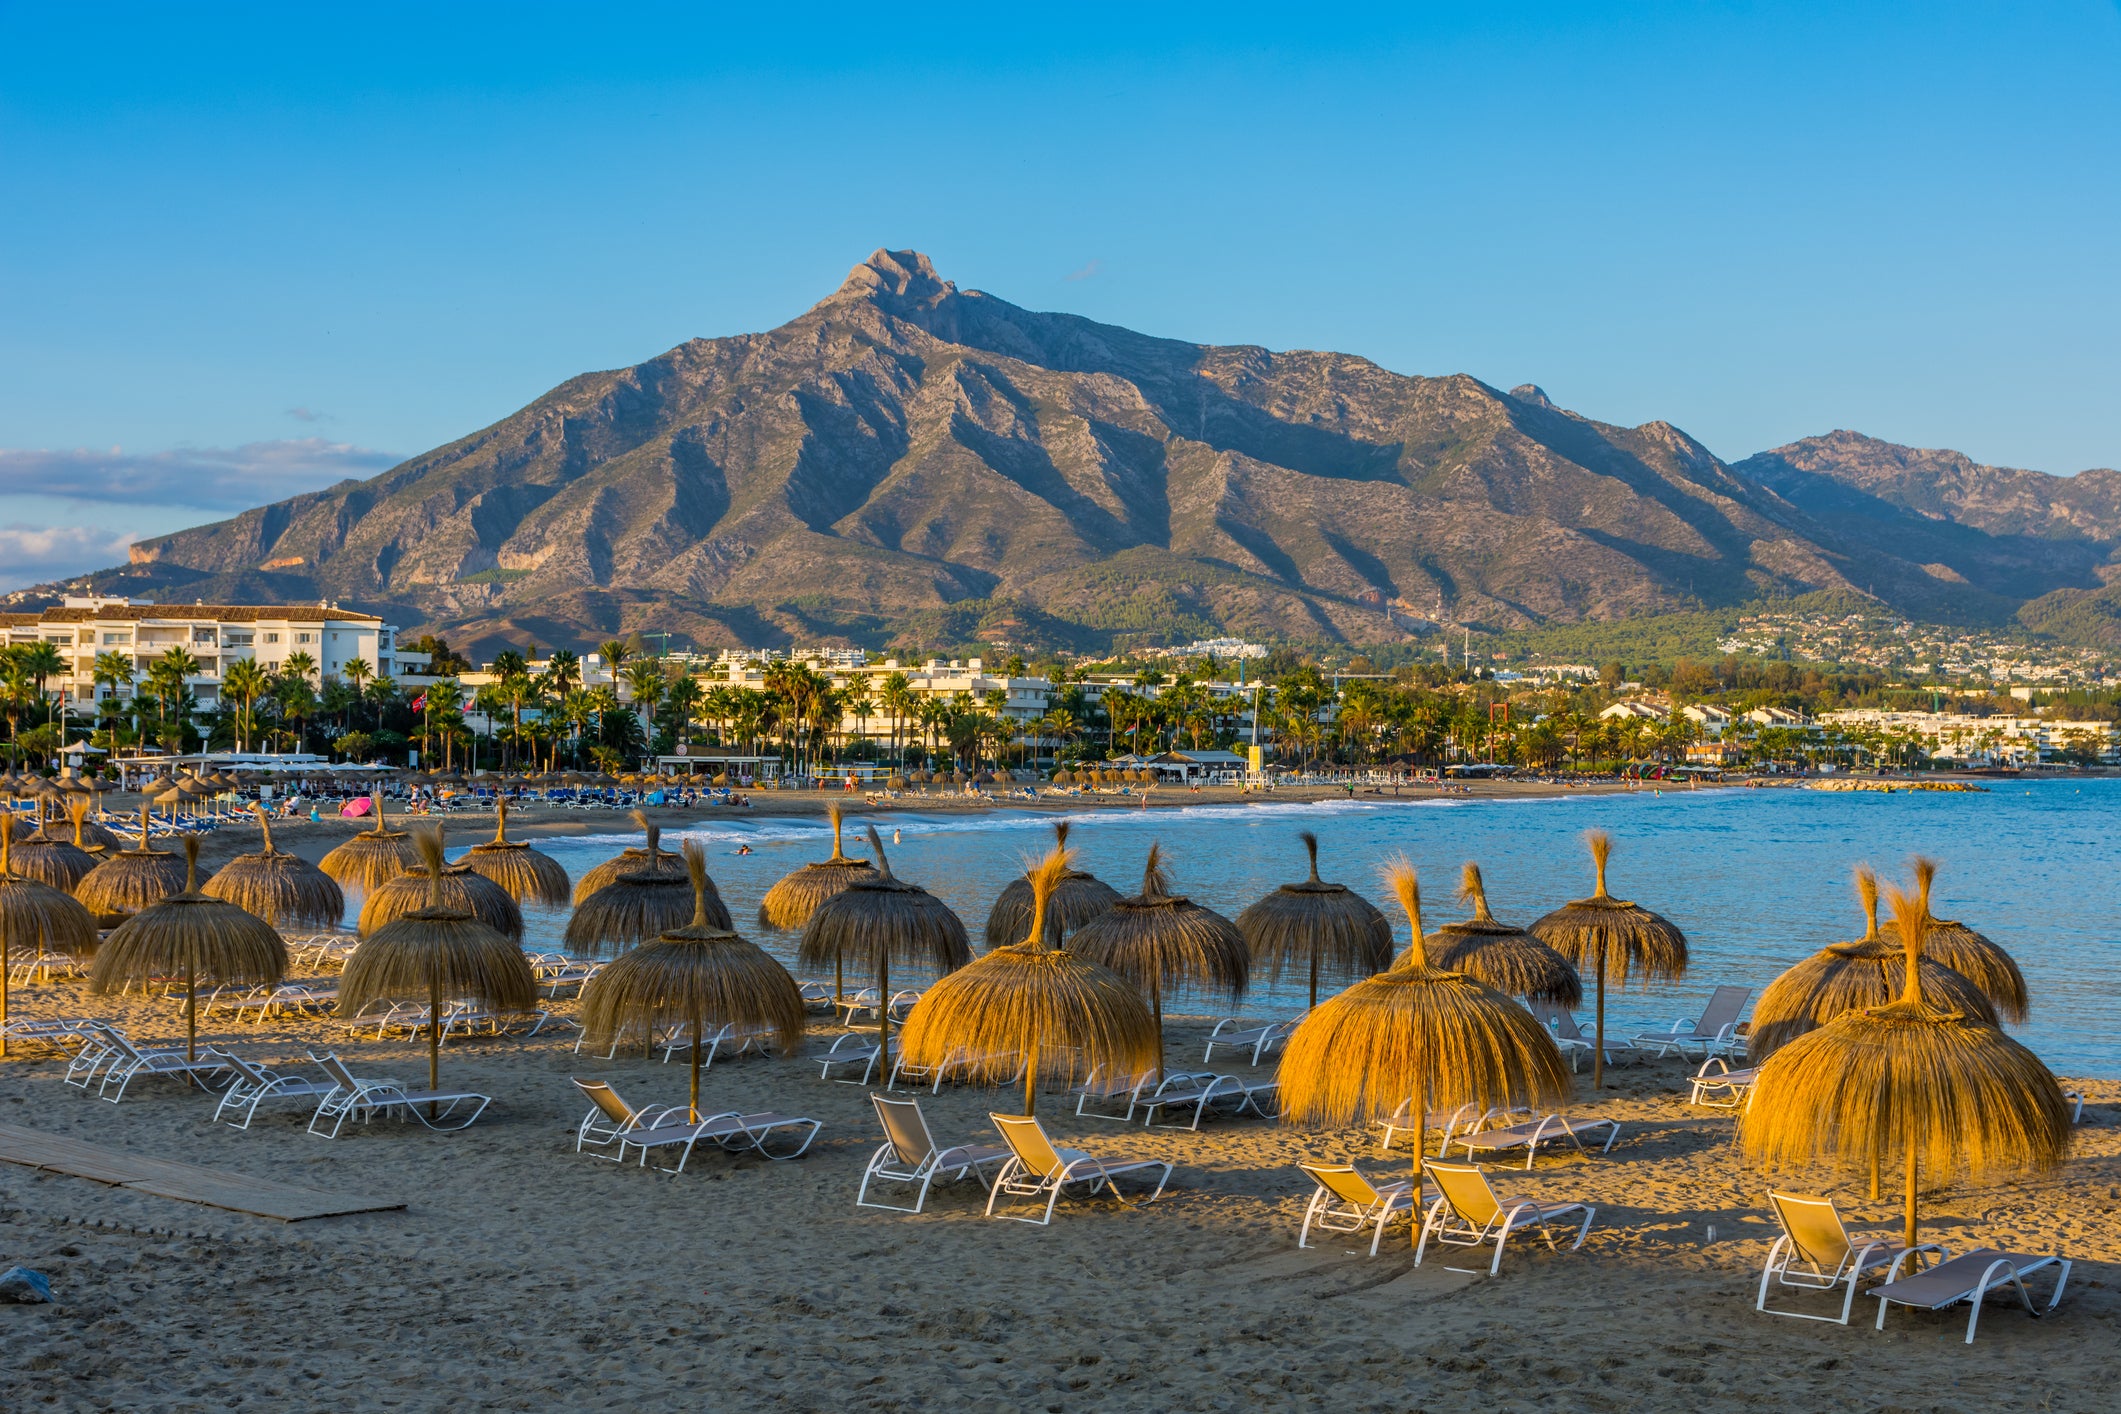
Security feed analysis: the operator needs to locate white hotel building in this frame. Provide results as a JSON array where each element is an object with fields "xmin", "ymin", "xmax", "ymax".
[{"xmin": 0, "ymin": 596, "xmax": 429, "ymax": 717}]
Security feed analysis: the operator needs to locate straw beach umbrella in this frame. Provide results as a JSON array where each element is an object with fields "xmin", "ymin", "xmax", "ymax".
[
  {"xmin": 11, "ymin": 801, "xmax": 96, "ymax": 892},
  {"xmin": 1070, "ymin": 843, "xmax": 1247, "ymax": 1070},
  {"xmin": 75, "ymin": 804, "xmax": 190, "ymax": 927},
  {"xmin": 359, "ymin": 830, "xmax": 524, "ymax": 942},
  {"xmin": 1740, "ymin": 869, "xmax": 2072, "ymax": 1249},
  {"xmin": 572, "ymin": 811, "xmax": 730, "ymax": 926},
  {"xmin": 1428, "ymin": 863, "xmax": 1582, "ymax": 1007},
  {"xmin": 1279, "ymin": 859, "xmax": 1572, "ymax": 1190},
  {"xmin": 758, "ymin": 802, "xmax": 874, "ymax": 930},
  {"xmin": 579, "ymin": 842, "xmax": 806, "ymax": 1120},
  {"xmin": 69, "ymin": 797, "xmax": 123, "ymax": 854},
  {"xmin": 1749, "ymin": 866, "xmax": 1997, "ymax": 1063},
  {"xmin": 797, "ymin": 826, "xmax": 972, "ymax": 1080},
  {"xmin": 1235, "ymin": 831, "xmax": 1392, "ymax": 1009},
  {"xmin": 318, "ymin": 793, "xmax": 412, "ymax": 893},
  {"xmin": 461, "ymin": 797, "xmax": 570, "ymax": 906},
  {"xmin": 899, "ymin": 842, "xmax": 1156, "ymax": 1116},
  {"xmin": 91, "ymin": 836, "xmax": 286, "ymax": 1061},
  {"xmin": 1909, "ymin": 858, "xmax": 2029, "ymax": 1024},
  {"xmin": 982, "ymin": 821, "xmax": 1120, "ymax": 949},
  {"xmin": 341, "ymin": 829, "xmax": 537, "ymax": 1097},
  {"xmin": 202, "ymin": 805, "xmax": 346, "ymax": 930},
  {"xmin": 1528, "ymin": 832, "xmax": 1688, "ymax": 1089},
  {"xmin": 0, "ymin": 816, "xmax": 98, "ymax": 1058},
  {"xmin": 565, "ymin": 819, "xmax": 707, "ymax": 953}
]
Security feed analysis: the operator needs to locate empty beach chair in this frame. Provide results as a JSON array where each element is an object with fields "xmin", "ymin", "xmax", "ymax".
[
  {"xmin": 855, "ymin": 1094, "xmax": 1011, "ymax": 1213},
  {"xmin": 212, "ymin": 1051, "xmax": 343, "ymax": 1129},
  {"xmin": 888, "ymin": 1044, "xmax": 1023, "ymax": 1094},
  {"xmin": 304, "ymin": 1051, "xmax": 492, "ymax": 1138},
  {"xmin": 1756, "ymin": 1191, "xmax": 1947, "ymax": 1325},
  {"xmin": 92, "ymin": 1030, "xmax": 236, "ymax": 1103},
  {"xmin": 797, "ymin": 980, "xmax": 835, "ymax": 1013},
  {"xmin": 1634, "ymin": 985, "xmax": 1751, "ymax": 1059},
  {"xmin": 1296, "ymin": 1162, "xmax": 1418, "ymax": 1256},
  {"xmin": 1688, "ymin": 1055, "xmax": 1759, "ymax": 1108},
  {"xmin": 1527, "ymin": 1000, "xmax": 1639, "ymax": 1072},
  {"xmin": 1440, "ymin": 1112, "xmax": 1621, "ymax": 1168},
  {"xmin": 1415, "ymin": 1160, "xmax": 1597, "ymax": 1276},
  {"xmin": 1072, "ymin": 1064, "xmax": 1161, "ymax": 1122},
  {"xmin": 985, "ymin": 1113, "xmax": 1174, "ymax": 1225},
  {"xmin": 571, "ymin": 1078, "xmax": 820, "ymax": 1171},
  {"xmin": 2, "ymin": 1015, "xmax": 105, "ymax": 1057},
  {"xmin": 1866, "ymin": 1247, "xmax": 2071, "ymax": 1343},
  {"xmin": 817, "ymin": 1032, "xmax": 882, "ymax": 1085},
  {"xmin": 1203, "ymin": 1015, "xmax": 1301, "ymax": 1066},
  {"xmin": 658, "ymin": 1020, "xmax": 777, "ymax": 1070},
  {"xmin": 1375, "ymin": 1100, "xmax": 1493, "ymax": 1155},
  {"xmin": 1133, "ymin": 1071, "xmax": 1280, "ymax": 1130}
]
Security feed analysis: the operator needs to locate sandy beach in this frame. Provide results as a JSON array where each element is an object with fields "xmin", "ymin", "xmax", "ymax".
[{"xmin": 2, "ymin": 930, "xmax": 2115, "ymax": 1412}]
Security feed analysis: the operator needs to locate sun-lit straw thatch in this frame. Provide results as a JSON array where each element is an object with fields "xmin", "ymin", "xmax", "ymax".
[
  {"xmin": 900, "ymin": 841, "xmax": 1156, "ymax": 1115},
  {"xmin": 1069, "ymin": 842, "xmax": 1247, "ymax": 1067},
  {"xmin": 579, "ymin": 841, "xmax": 806, "ymax": 1118},
  {"xmin": 757, "ymin": 801, "xmax": 875, "ymax": 930},
  {"xmin": 75, "ymin": 804, "xmax": 191, "ymax": 928},
  {"xmin": 461, "ymin": 797, "xmax": 571, "ymax": 906},
  {"xmin": 359, "ymin": 828, "xmax": 524, "ymax": 941},
  {"xmin": 340, "ymin": 828, "xmax": 537, "ymax": 1094},
  {"xmin": 1279, "ymin": 858, "xmax": 1572, "ymax": 1188},
  {"xmin": 318, "ymin": 793, "xmax": 412, "ymax": 893},
  {"xmin": 1527, "ymin": 830, "xmax": 1688, "ymax": 1088},
  {"xmin": 0, "ymin": 815, "xmax": 99, "ymax": 1058},
  {"xmin": 1235, "ymin": 831, "xmax": 1393, "ymax": 1009},
  {"xmin": 202, "ymin": 805, "xmax": 346, "ymax": 930},
  {"xmin": 982, "ymin": 821, "xmax": 1120, "ymax": 949},
  {"xmin": 1909, "ymin": 857, "xmax": 2029, "ymax": 1024},
  {"xmin": 69, "ymin": 797, "xmax": 123, "ymax": 854},
  {"xmin": 565, "ymin": 817, "xmax": 708, "ymax": 954},
  {"xmin": 1749, "ymin": 865, "xmax": 1998, "ymax": 1062},
  {"xmin": 571, "ymin": 810, "xmax": 730, "ymax": 919},
  {"xmin": 12, "ymin": 799, "xmax": 96, "ymax": 892},
  {"xmin": 1740, "ymin": 866, "xmax": 2072, "ymax": 1248},
  {"xmin": 798, "ymin": 825, "xmax": 972, "ymax": 1079},
  {"xmin": 1428, "ymin": 863, "xmax": 1582, "ymax": 1007},
  {"xmin": 90, "ymin": 835, "xmax": 286, "ymax": 1060}
]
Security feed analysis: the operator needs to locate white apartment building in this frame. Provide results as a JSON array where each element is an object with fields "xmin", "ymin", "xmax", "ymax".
[
  {"xmin": 1599, "ymin": 700, "xmax": 1670, "ymax": 723},
  {"xmin": 1817, "ymin": 708, "xmax": 2119, "ymax": 765},
  {"xmin": 0, "ymin": 596, "xmax": 429, "ymax": 715},
  {"xmin": 1680, "ymin": 704, "xmax": 1732, "ymax": 736}
]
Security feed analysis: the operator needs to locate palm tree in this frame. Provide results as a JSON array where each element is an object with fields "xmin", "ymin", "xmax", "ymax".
[
  {"xmin": 879, "ymin": 671, "xmax": 914, "ymax": 765},
  {"xmin": 597, "ymin": 639, "xmax": 629, "ymax": 679},
  {"xmin": 18, "ymin": 641, "xmax": 64, "ymax": 730},
  {"xmin": 222, "ymin": 658, "xmax": 271, "ymax": 752},
  {"xmin": 543, "ymin": 648, "xmax": 581, "ymax": 698},
  {"xmin": 283, "ymin": 649, "xmax": 318, "ymax": 685},
  {"xmin": 662, "ymin": 674, "xmax": 702, "ymax": 754}
]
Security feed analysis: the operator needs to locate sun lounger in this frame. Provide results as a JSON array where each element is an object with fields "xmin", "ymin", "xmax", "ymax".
[
  {"xmin": 531, "ymin": 956, "xmax": 601, "ymax": 999},
  {"xmin": 1073, "ymin": 1064, "xmax": 1162, "ymax": 1122},
  {"xmin": 1757, "ymin": 1191, "xmax": 1947, "ymax": 1325},
  {"xmin": 1375, "ymin": 1100, "xmax": 1495, "ymax": 1155},
  {"xmin": 304, "ymin": 1051, "xmax": 492, "ymax": 1138},
  {"xmin": 1527, "ymin": 1000, "xmax": 1639, "ymax": 1072},
  {"xmin": 658, "ymin": 1021, "xmax": 777, "ymax": 1070},
  {"xmin": 835, "ymin": 988, "xmax": 923, "ymax": 1027},
  {"xmin": 225, "ymin": 981, "xmax": 339, "ymax": 1023},
  {"xmin": 2, "ymin": 1015, "xmax": 106, "ymax": 1057},
  {"xmin": 797, "ymin": 980, "xmax": 835, "ymax": 1013},
  {"xmin": 1867, "ymin": 1247, "xmax": 2071, "ymax": 1343},
  {"xmin": 1440, "ymin": 1112, "xmax": 1621, "ymax": 1168},
  {"xmin": 1297, "ymin": 1162, "xmax": 1418, "ymax": 1256},
  {"xmin": 889, "ymin": 1045, "xmax": 1024, "ymax": 1094},
  {"xmin": 212, "ymin": 1051, "xmax": 343, "ymax": 1129},
  {"xmin": 1203, "ymin": 1015, "xmax": 1301, "ymax": 1066},
  {"xmin": 1634, "ymin": 985, "xmax": 1751, "ymax": 1059},
  {"xmin": 1416, "ymin": 1160, "xmax": 1597, "ymax": 1275},
  {"xmin": 82, "ymin": 1028, "xmax": 235, "ymax": 1102},
  {"xmin": 818, "ymin": 1032, "xmax": 882, "ymax": 1084},
  {"xmin": 1688, "ymin": 1055, "xmax": 1758, "ymax": 1108},
  {"xmin": 1133, "ymin": 1071, "xmax": 1281, "ymax": 1129},
  {"xmin": 571, "ymin": 1078, "xmax": 820, "ymax": 1171},
  {"xmin": 856, "ymin": 1094, "xmax": 1011, "ymax": 1213},
  {"xmin": 985, "ymin": 1113, "xmax": 1174, "ymax": 1225}
]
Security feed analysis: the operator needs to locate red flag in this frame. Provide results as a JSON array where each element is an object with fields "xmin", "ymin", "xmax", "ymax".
[{"xmin": 410, "ymin": 691, "xmax": 428, "ymax": 712}]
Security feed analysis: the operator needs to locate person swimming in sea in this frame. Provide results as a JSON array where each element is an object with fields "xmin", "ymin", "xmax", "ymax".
[
  {"xmin": 735, "ymin": 843, "xmax": 752, "ymax": 855},
  {"xmin": 892, "ymin": 828, "xmax": 902, "ymax": 844}
]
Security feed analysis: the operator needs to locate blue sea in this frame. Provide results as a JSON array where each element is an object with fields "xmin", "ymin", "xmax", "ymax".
[{"xmin": 466, "ymin": 778, "xmax": 2121, "ymax": 1078}]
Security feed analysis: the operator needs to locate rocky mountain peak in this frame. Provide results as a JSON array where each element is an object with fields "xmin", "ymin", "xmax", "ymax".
[
  {"xmin": 826, "ymin": 248, "xmax": 958, "ymax": 310},
  {"xmin": 1508, "ymin": 383, "xmax": 1556, "ymax": 409}
]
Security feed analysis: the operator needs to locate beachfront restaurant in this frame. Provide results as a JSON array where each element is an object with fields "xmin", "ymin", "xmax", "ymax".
[
  {"xmin": 653, "ymin": 753, "xmax": 782, "ymax": 783},
  {"xmin": 1133, "ymin": 749, "xmax": 1250, "ymax": 784}
]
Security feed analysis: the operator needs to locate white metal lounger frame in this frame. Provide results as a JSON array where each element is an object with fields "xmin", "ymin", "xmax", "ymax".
[
  {"xmin": 1202, "ymin": 1016, "xmax": 1300, "ymax": 1065},
  {"xmin": 1415, "ymin": 1161, "xmax": 1597, "ymax": 1276},
  {"xmin": 855, "ymin": 1094, "xmax": 1010, "ymax": 1213},
  {"xmin": 1688, "ymin": 1056, "xmax": 1758, "ymax": 1108},
  {"xmin": 818, "ymin": 1032, "xmax": 882, "ymax": 1084},
  {"xmin": 1072, "ymin": 1064, "xmax": 1160, "ymax": 1122},
  {"xmin": 985, "ymin": 1114, "xmax": 1174, "ymax": 1226},
  {"xmin": 1376, "ymin": 1101, "xmax": 1500, "ymax": 1155},
  {"xmin": 1868, "ymin": 1248, "xmax": 2071, "ymax": 1343},
  {"xmin": 1134, "ymin": 1072, "xmax": 1281, "ymax": 1130},
  {"xmin": 1635, "ymin": 985, "xmax": 1751, "ymax": 1059},
  {"xmin": 86, "ymin": 1029, "xmax": 234, "ymax": 1102},
  {"xmin": 304, "ymin": 1052, "xmax": 491, "ymax": 1138},
  {"xmin": 211, "ymin": 1051, "xmax": 342, "ymax": 1129},
  {"xmin": 1756, "ymin": 1192, "xmax": 1946, "ymax": 1325},
  {"xmin": 888, "ymin": 1045, "xmax": 1024, "ymax": 1095},
  {"xmin": 1441, "ymin": 1114, "xmax": 1621, "ymax": 1169},
  {"xmin": 1297, "ymin": 1163, "xmax": 1417, "ymax": 1256}
]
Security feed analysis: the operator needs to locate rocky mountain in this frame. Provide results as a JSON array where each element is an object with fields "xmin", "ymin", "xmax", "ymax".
[{"xmin": 79, "ymin": 251, "xmax": 2121, "ymax": 655}]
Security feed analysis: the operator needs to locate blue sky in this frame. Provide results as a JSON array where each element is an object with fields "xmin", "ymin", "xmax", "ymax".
[{"xmin": 1, "ymin": 3, "xmax": 2117, "ymax": 588}]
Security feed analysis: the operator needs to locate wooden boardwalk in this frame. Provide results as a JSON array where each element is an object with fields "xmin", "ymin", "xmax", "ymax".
[{"xmin": 0, "ymin": 1122, "xmax": 404, "ymax": 1221}]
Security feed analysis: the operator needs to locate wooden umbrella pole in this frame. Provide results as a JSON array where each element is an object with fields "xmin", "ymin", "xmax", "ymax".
[
  {"xmin": 1022, "ymin": 1038, "xmax": 1039, "ymax": 1117},
  {"xmin": 877, "ymin": 952, "xmax": 891, "ymax": 1081},
  {"xmin": 1903, "ymin": 1147, "xmax": 1919, "ymax": 1252},
  {"xmin": 1152, "ymin": 974, "xmax": 1165, "ymax": 1079},
  {"xmin": 1408, "ymin": 1048, "xmax": 1425, "ymax": 1223},
  {"xmin": 690, "ymin": 1010, "xmax": 703, "ymax": 1122},
  {"xmin": 428, "ymin": 958, "xmax": 441, "ymax": 1117},
  {"xmin": 1309, "ymin": 949, "xmax": 1319, "ymax": 1012},
  {"xmin": 834, "ymin": 957, "xmax": 843, "ymax": 1005},
  {"xmin": 1592, "ymin": 951, "xmax": 1607, "ymax": 1090},
  {"xmin": 1870, "ymin": 1150, "xmax": 1880, "ymax": 1202},
  {"xmin": 186, "ymin": 940, "xmax": 197, "ymax": 1062},
  {"xmin": 1, "ymin": 918, "xmax": 10, "ymax": 1061}
]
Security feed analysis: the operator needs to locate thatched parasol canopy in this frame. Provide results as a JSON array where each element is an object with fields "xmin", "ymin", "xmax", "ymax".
[
  {"xmin": 359, "ymin": 828, "xmax": 524, "ymax": 942},
  {"xmin": 203, "ymin": 805, "xmax": 347, "ymax": 931},
  {"xmin": 12, "ymin": 799, "xmax": 96, "ymax": 892},
  {"xmin": 1527, "ymin": 831, "xmax": 1689, "ymax": 1088},
  {"xmin": 461, "ymin": 797, "xmax": 570, "ymax": 907},
  {"xmin": 982, "ymin": 821, "xmax": 1120, "ymax": 949},
  {"xmin": 757, "ymin": 802, "xmax": 874, "ymax": 930},
  {"xmin": 797, "ymin": 825, "xmax": 972, "ymax": 1078},
  {"xmin": 1279, "ymin": 858, "xmax": 1573, "ymax": 1190},
  {"xmin": 1235, "ymin": 831, "xmax": 1392, "ymax": 1009},
  {"xmin": 0, "ymin": 815, "xmax": 99, "ymax": 1058},
  {"xmin": 1069, "ymin": 842, "xmax": 1247, "ymax": 1068},
  {"xmin": 571, "ymin": 810, "xmax": 729, "ymax": 922},
  {"xmin": 900, "ymin": 841, "xmax": 1156, "ymax": 1115},
  {"xmin": 565, "ymin": 817, "xmax": 712, "ymax": 954},
  {"xmin": 1740, "ymin": 868, "xmax": 2071, "ymax": 1248},
  {"xmin": 1749, "ymin": 866, "xmax": 1998, "ymax": 1063},
  {"xmin": 1909, "ymin": 858, "xmax": 2029, "ymax": 1024},
  {"xmin": 340, "ymin": 828, "xmax": 537, "ymax": 1094},
  {"xmin": 69, "ymin": 798, "xmax": 123, "ymax": 854},
  {"xmin": 75, "ymin": 804, "xmax": 190, "ymax": 928},
  {"xmin": 90, "ymin": 836, "xmax": 286, "ymax": 1060},
  {"xmin": 579, "ymin": 841, "xmax": 806, "ymax": 1118},
  {"xmin": 318, "ymin": 793, "xmax": 412, "ymax": 893},
  {"xmin": 1428, "ymin": 863, "xmax": 1582, "ymax": 1007}
]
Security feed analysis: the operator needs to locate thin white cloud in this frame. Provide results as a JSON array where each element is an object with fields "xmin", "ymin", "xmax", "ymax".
[
  {"xmin": 286, "ymin": 406, "xmax": 331, "ymax": 423},
  {"xmin": 0, "ymin": 523, "xmax": 142, "ymax": 593},
  {"xmin": 0, "ymin": 438, "xmax": 396, "ymax": 510},
  {"xmin": 1064, "ymin": 258, "xmax": 1103, "ymax": 283}
]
